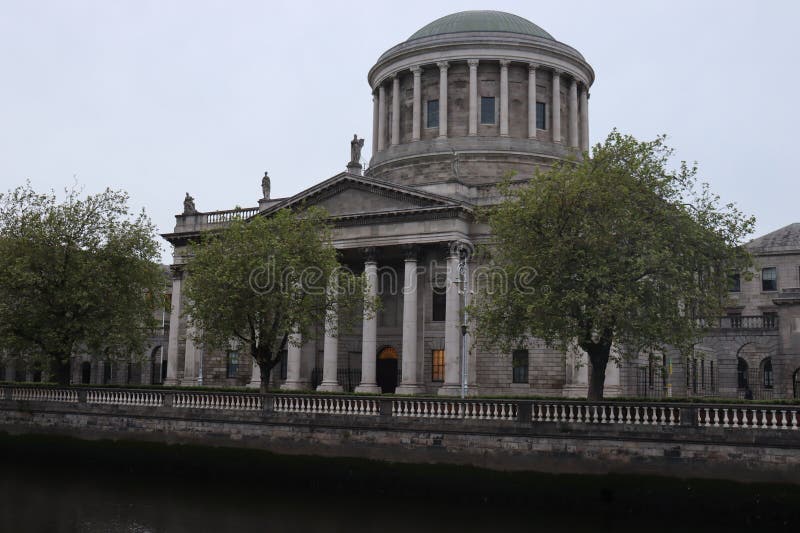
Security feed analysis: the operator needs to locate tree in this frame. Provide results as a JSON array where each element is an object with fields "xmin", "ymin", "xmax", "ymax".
[
  {"xmin": 183, "ymin": 207, "xmax": 371, "ymax": 393},
  {"xmin": 0, "ymin": 183, "xmax": 163, "ymax": 385},
  {"xmin": 473, "ymin": 131, "xmax": 755, "ymax": 400}
]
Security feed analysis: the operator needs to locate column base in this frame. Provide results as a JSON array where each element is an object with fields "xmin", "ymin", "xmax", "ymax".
[
  {"xmin": 316, "ymin": 381, "xmax": 343, "ymax": 393},
  {"xmin": 436, "ymin": 384, "xmax": 464, "ymax": 397},
  {"xmin": 163, "ymin": 378, "xmax": 179, "ymax": 387},
  {"xmin": 603, "ymin": 385, "xmax": 621, "ymax": 398},
  {"xmin": 354, "ymin": 383, "xmax": 381, "ymax": 394},
  {"xmin": 562, "ymin": 384, "xmax": 588, "ymax": 398},
  {"xmin": 395, "ymin": 384, "xmax": 426, "ymax": 396},
  {"xmin": 246, "ymin": 380, "xmax": 261, "ymax": 390},
  {"xmin": 280, "ymin": 380, "xmax": 310, "ymax": 391}
]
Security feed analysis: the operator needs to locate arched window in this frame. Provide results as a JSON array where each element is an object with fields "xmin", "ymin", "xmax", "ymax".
[
  {"xmin": 737, "ymin": 357, "xmax": 749, "ymax": 390},
  {"xmin": 102, "ymin": 358, "xmax": 112, "ymax": 385},
  {"xmin": 794, "ymin": 369, "xmax": 800, "ymax": 399},
  {"xmin": 762, "ymin": 357, "xmax": 773, "ymax": 389}
]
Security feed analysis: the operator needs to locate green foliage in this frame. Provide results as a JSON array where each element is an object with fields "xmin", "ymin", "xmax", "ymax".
[
  {"xmin": 472, "ymin": 131, "xmax": 755, "ymax": 399},
  {"xmin": 183, "ymin": 207, "xmax": 372, "ymax": 392},
  {"xmin": 0, "ymin": 182, "xmax": 163, "ymax": 384}
]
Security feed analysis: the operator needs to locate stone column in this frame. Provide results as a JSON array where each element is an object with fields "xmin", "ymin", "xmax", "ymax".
[
  {"xmin": 371, "ymin": 92, "xmax": 379, "ymax": 156},
  {"xmin": 569, "ymin": 77, "xmax": 579, "ymax": 148},
  {"xmin": 411, "ymin": 66, "xmax": 422, "ymax": 141},
  {"xmin": 438, "ymin": 242, "xmax": 464, "ymax": 396},
  {"xmin": 397, "ymin": 245, "xmax": 423, "ymax": 395},
  {"xmin": 467, "ymin": 59, "xmax": 478, "ymax": 136},
  {"xmin": 356, "ymin": 249, "xmax": 381, "ymax": 393},
  {"xmin": 437, "ymin": 61, "xmax": 449, "ymax": 138},
  {"xmin": 377, "ymin": 84, "xmax": 386, "ymax": 152},
  {"xmin": 164, "ymin": 265, "xmax": 183, "ymax": 386},
  {"xmin": 317, "ymin": 280, "xmax": 343, "ymax": 393},
  {"xmin": 281, "ymin": 331, "xmax": 305, "ymax": 390},
  {"xmin": 390, "ymin": 75, "xmax": 400, "ymax": 146},
  {"xmin": 528, "ymin": 64, "xmax": 538, "ymax": 139},
  {"xmin": 580, "ymin": 85, "xmax": 590, "ymax": 152},
  {"xmin": 499, "ymin": 60, "xmax": 510, "ymax": 137},
  {"xmin": 551, "ymin": 70, "xmax": 561, "ymax": 143},
  {"xmin": 183, "ymin": 322, "xmax": 199, "ymax": 385}
]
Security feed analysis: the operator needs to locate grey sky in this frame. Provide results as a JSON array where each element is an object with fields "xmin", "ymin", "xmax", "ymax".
[{"xmin": 1, "ymin": 1, "xmax": 797, "ymax": 260}]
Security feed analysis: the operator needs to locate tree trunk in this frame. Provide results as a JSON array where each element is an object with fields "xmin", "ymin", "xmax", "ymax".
[
  {"xmin": 49, "ymin": 355, "xmax": 71, "ymax": 386},
  {"xmin": 259, "ymin": 364, "xmax": 271, "ymax": 394},
  {"xmin": 585, "ymin": 344, "xmax": 611, "ymax": 401}
]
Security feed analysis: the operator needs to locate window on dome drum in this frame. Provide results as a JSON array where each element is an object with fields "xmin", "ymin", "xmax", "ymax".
[
  {"xmin": 431, "ymin": 349, "xmax": 445, "ymax": 382},
  {"xmin": 762, "ymin": 267, "xmax": 777, "ymax": 291},
  {"xmin": 536, "ymin": 102, "xmax": 546, "ymax": 129},
  {"xmin": 512, "ymin": 349, "xmax": 529, "ymax": 383},
  {"xmin": 480, "ymin": 96, "xmax": 496, "ymax": 124},
  {"xmin": 729, "ymin": 273, "xmax": 741, "ymax": 292},
  {"xmin": 226, "ymin": 350, "xmax": 239, "ymax": 378},
  {"xmin": 426, "ymin": 99, "xmax": 439, "ymax": 128}
]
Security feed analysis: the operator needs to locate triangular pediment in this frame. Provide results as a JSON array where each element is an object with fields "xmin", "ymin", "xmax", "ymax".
[{"xmin": 260, "ymin": 172, "xmax": 463, "ymax": 219}]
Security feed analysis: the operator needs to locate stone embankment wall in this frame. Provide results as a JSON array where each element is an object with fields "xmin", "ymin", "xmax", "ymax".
[{"xmin": 1, "ymin": 386, "xmax": 799, "ymax": 484}]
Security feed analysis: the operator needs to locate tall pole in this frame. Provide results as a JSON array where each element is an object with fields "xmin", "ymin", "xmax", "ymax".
[{"xmin": 459, "ymin": 248, "xmax": 469, "ymax": 398}]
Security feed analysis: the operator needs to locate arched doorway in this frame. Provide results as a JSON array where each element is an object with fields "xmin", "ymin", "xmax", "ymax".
[
  {"xmin": 376, "ymin": 346, "xmax": 398, "ymax": 394},
  {"xmin": 150, "ymin": 346, "xmax": 164, "ymax": 385},
  {"xmin": 81, "ymin": 361, "xmax": 91, "ymax": 384},
  {"xmin": 737, "ymin": 357, "xmax": 749, "ymax": 396}
]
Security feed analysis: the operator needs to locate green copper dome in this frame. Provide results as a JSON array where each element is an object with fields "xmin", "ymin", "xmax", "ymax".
[{"xmin": 408, "ymin": 11, "xmax": 554, "ymax": 41}]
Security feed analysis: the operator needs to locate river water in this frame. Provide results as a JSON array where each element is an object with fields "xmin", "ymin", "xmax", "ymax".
[{"xmin": 0, "ymin": 434, "xmax": 797, "ymax": 532}]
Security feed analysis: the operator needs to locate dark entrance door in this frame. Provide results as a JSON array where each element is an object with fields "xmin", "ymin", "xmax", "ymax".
[{"xmin": 376, "ymin": 346, "xmax": 398, "ymax": 394}]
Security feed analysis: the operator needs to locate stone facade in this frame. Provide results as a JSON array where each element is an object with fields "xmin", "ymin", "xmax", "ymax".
[{"xmin": 153, "ymin": 11, "xmax": 800, "ymax": 400}]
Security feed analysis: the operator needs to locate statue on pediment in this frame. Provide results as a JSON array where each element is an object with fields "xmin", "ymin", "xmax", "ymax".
[
  {"xmin": 350, "ymin": 134, "xmax": 364, "ymax": 165},
  {"xmin": 261, "ymin": 171, "xmax": 271, "ymax": 200}
]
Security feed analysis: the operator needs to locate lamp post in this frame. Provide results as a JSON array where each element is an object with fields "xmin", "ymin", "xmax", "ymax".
[{"xmin": 457, "ymin": 246, "xmax": 470, "ymax": 399}]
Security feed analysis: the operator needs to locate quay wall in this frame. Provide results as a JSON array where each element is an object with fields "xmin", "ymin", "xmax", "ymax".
[{"xmin": 1, "ymin": 386, "xmax": 799, "ymax": 484}]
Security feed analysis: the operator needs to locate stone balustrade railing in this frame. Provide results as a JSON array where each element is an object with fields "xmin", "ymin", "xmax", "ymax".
[
  {"xmin": 392, "ymin": 398, "xmax": 517, "ymax": 420},
  {"xmin": 3, "ymin": 386, "xmax": 800, "ymax": 431},
  {"xmin": 531, "ymin": 402, "xmax": 680, "ymax": 426}
]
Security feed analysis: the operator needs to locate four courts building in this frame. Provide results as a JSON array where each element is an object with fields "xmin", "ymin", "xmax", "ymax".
[{"xmin": 147, "ymin": 11, "xmax": 800, "ymax": 399}]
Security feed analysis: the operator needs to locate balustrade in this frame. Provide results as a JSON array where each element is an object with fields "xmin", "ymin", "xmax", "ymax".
[
  {"xmin": 86, "ymin": 389, "xmax": 163, "ymax": 407},
  {"xmin": 274, "ymin": 395, "xmax": 379, "ymax": 416},
  {"xmin": 173, "ymin": 392, "xmax": 262, "ymax": 410},
  {"xmin": 697, "ymin": 406, "xmax": 799, "ymax": 430},
  {"xmin": 392, "ymin": 399, "xmax": 517, "ymax": 421},
  {"xmin": 10, "ymin": 387, "xmax": 78, "ymax": 403}
]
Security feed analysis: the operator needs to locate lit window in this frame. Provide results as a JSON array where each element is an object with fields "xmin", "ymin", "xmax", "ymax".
[
  {"xmin": 536, "ymin": 102, "xmax": 546, "ymax": 129},
  {"xmin": 480, "ymin": 96, "xmax": 495, "ymax": 124},
  {"xmin": 431, "ymin": 349, "xmax": 445, "ymax": 382},
  {"xmin": 227, "ymin": 351, "xmax": 239, "ymax": 378},
  {"xmin": 729, "ymin": 273, "xmax": 741, "ymax": 292},
  {"xmin": 426, "ymin": 100, "xmax": 439, "ymax": 128},
  {"xmin": 762, "ymin": 267, "xmax": 777, "ymax": 291},
  {"xmin": 512, "ymin": 349, "xmax": 529, "ymax": 384}
]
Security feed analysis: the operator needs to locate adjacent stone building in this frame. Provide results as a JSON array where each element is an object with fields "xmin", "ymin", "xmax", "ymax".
[{"xmin": 145, "ymin": 11, "xmax": 799, "ymax": 399}]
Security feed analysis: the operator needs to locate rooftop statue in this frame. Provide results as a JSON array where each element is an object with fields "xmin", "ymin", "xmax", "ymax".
[
  {"xmin": 261, "ymin": 171, "xmax": 271, "ymax": 200},
  {"xmin": 350, "ymin": 134, "xmax": 364, "ymax": 165},
  {"xmin": 183, "ymin": 192, "xmax": 197, "ymax": 214}
]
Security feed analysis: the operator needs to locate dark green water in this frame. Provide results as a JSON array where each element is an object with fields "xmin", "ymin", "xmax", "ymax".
[{"xmin": 0, "ymin": 434, "xmax": 798, "ymax": 532}]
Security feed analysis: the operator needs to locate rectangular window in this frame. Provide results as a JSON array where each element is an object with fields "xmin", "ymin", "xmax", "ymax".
[
  {"xmin": 426, "ymin": 99, "xmax": 439, "ymax": 128},
  {"xmin": 729, "ymin": 273, "xmax": 741, "ymax": 292},
  {"xmin": 762, "ymin": 267, "xmax": 777, "ymax": 291},
  {"xmin": 226, "ymin": 350, "xmax": 239, "ymax": 378},
  {"xmin": 279, "ymin": 349, "xmax": 288, "ymax": 380},
  {"xmin": 480, "ymin": 96, "xmax": 496, "ymax": 124},
  {"xmin": 432, "ymin": 285, "xmax": 446, "ymax": 322},
  {"xmin": 431, "ymin": 349, "xmax": 445, "ymax": 382},
  {"xmin": 763, "ymin": 311, "xmax": 778, "ymax": 329},
  {"xmin": 512, "ymin": 349, "xmax": 529, "ymax": 384},
  {"xmin": 536, "ymin": 102, "xmax": 546, "ymax": 129}
]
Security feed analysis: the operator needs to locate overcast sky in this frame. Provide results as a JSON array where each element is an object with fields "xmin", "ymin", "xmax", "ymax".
[{"xmin": 1, "ymin": 1, "xmax": 798, "ymax": 261}]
